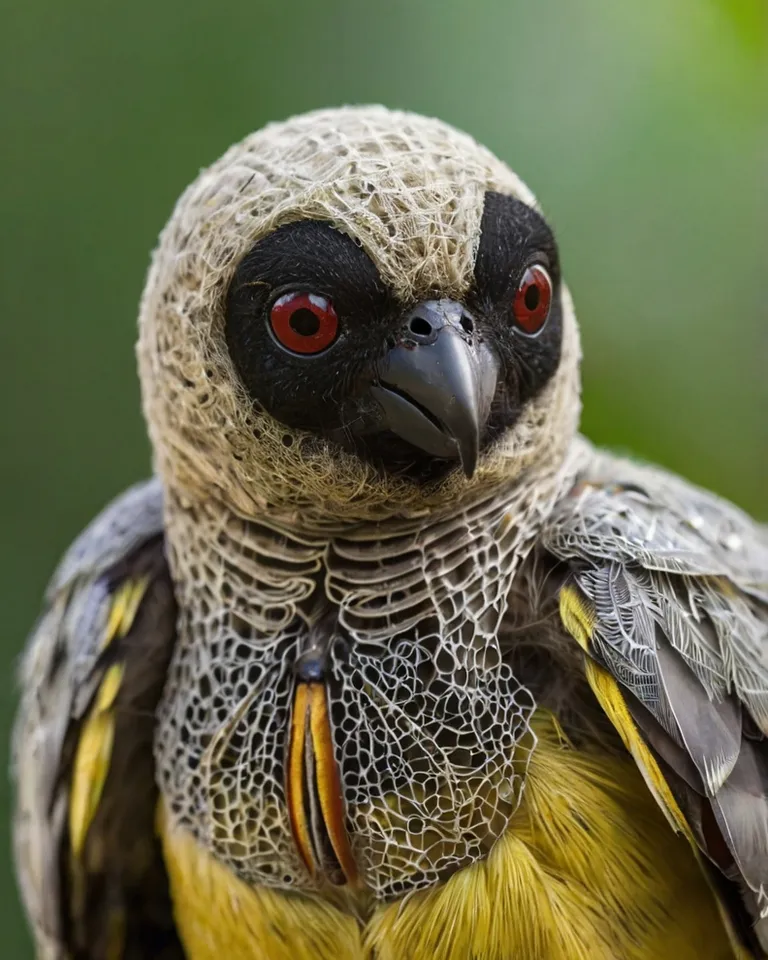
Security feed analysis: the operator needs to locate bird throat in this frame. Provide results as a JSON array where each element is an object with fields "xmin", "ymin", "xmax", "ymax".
[{"xmin": 155, "ymin": 453, "xmax": 580, "ymax": 901}]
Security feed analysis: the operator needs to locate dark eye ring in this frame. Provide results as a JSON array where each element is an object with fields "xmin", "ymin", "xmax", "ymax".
[
  {"xmin": 269, "ymin": 291, "xmax": 339, "ymax": 355},
  {"xmin": 512, "ymin": 264, "xmax": 552, "ymax": 336}
]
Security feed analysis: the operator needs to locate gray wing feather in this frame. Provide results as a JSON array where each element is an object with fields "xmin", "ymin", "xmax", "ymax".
[
  {"xmin": 545, "ymin": 448, "xmax": 768, "ymax": 597},
  {"xmin": 49, "ymin": 477, "xmax": 164, "ymax": 595},
  {"xmin": 710, "ymin": 740, "xmax": 768, "ymax": 910},
  {"xmin": 542, "ymin": 443, "xmax": 768, "ymax": 937},
  {"xmin": 544, "ymin": 449, "xmax": 768, "ymax": 722},
  {"xmin": 574, "ymin": 561, "xmax": 743, "ymax": 792},
  {"xmin": 654, "ymin": 639, "xmax": 742, "ymax": 795},
  {"xmin": 12, "ymin": 478, "xmax": 165, "ymax": 957}
]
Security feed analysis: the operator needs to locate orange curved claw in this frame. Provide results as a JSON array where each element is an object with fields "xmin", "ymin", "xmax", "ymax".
[{"xmin": 285, "ymin": 681, "xmax": 358, "ymax": 886}]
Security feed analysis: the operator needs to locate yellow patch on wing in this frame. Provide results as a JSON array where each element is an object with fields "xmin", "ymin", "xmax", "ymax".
[
  {"xmin": 105, "ymin": 905, "xmax": 127, "ymax": 960},
  {"xmin": 103, "ymin": 577, "xmax": 149, "ymax": 649},
  {"xmin": 69, "ymin": 663, "xmax": 125, "ymax": 858},
  {"xmin": 68, "ymin": 576, "xmax": 149, "ymax": 859},
  {"xmin": 559, "ymin": 584, "xmax": 694, "ymax": 843},
  {"xmin": 561, "ymin": 584, "xmax": 755, "ymax": 960},
  {"xmin": 583, "ymin": 659, "xmax": 695, "ymax": 843},
  {"xmin": 558, "ymin": 583, "xmax": 596, "ymax": 652}
]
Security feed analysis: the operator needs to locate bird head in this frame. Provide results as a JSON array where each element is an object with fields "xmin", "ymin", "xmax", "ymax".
[{"xmin": 138, "ymin": 106, "xmax": 581, "ymax": 523}]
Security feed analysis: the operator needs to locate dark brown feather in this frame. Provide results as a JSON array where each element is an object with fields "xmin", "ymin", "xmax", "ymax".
[{"xmin": 62, "ymin": 537, "xmax": 185, "ymax": 960}]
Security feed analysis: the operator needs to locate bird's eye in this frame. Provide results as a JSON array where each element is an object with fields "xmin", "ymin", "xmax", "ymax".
[
  {"xmin": 512, "ymin": 265, "xmax": 552, "ymax": 335},
  {"xmin": 269, "ymin": 292, "xmax": 339, "ymax": 355}
]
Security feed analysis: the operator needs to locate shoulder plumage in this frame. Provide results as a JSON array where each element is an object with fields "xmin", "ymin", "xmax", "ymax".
[
  {"xmin": 545, "ymin": 447, "xmax": 767, "ymax": 595},
  {"xmin": 12, "ymin": 477, "xmax": 183, "ymax": 959},
  {"xmin": 541, "ymin": 444, "xmax": 768, "ymax": 957},
  {"xmin": 48, "ymin": 476, "xmax": 165, "ymax": 597}
]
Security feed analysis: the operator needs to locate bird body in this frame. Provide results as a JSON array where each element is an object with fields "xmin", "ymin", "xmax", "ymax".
[
  {"xmin": 12, "ymin": 106, "xmax": 768, "ymax": 959},
  {"xmin": 158, "ymin": 712, "xmax": 733, "ymax": 960}
]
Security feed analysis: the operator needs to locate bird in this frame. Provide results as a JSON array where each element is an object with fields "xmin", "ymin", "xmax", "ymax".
[{"xmin": 11, "ymin": 105, "xmax": 768, "ymax": 960}]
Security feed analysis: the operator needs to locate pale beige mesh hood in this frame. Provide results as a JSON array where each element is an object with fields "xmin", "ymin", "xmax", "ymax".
[{"xmin": 137, "ymin": 105, "xmax": 582, "ymax": 523}]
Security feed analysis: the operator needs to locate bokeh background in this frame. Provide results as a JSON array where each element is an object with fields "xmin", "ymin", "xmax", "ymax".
[{"xmin": 1, "ymin": 0, "xmax": 766, "ymax": 952}]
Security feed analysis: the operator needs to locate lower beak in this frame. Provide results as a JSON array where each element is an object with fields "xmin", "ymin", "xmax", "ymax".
[
  {"xmin": 285, "ymin": 681, "xmax": 358, "ymax": 886},
  {"xmin": 370, "ymin": 300, "xmax": 499, "ymax": 478}
]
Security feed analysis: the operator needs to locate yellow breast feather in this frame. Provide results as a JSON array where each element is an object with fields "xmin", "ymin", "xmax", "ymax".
[{"xmin": 160, "ymin": 712, "xmax": 733, "ymax": 960}]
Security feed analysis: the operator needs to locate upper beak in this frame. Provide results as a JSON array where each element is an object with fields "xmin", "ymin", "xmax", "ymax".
[{"xmin": 370, "ymin": 300, "xmax": 499, "ymax": 478}]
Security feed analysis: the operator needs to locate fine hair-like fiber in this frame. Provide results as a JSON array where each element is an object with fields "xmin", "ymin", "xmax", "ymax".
[{"xmin": 137, "ymin": 105, "xmax": 582, "ymax": 526}]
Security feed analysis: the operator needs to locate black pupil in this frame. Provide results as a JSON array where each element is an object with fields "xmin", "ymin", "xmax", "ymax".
[
  {"xmin": 524, "ymin": 282, "xmax": 540, "ymax": 312},
  {"xmin": 289, "ymin": 307, "xmax": 321, "ymax": 337}
]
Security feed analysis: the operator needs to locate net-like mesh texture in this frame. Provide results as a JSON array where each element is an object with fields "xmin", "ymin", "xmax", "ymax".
[
  {"xmin": 155, "ymin": 460, "xmax": 576, "ymax": 899},
  {"xmin": 144, "ymin": 106, "xmax": 585, "ymax": 900},
  {"xmin": 137, "ymin": 105, "xmax": 581, "ymax": 525}
]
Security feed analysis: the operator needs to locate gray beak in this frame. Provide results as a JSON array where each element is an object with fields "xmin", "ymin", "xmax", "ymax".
[{"xmin": 370, "ymin": 300, "xmax": 499, "ymax": 478}]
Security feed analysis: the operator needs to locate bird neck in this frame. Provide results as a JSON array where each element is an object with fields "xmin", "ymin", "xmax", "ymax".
[
  {"xmin": 153, "ymin": 436, "xmax": 589, "ymax": 900},
  {"xmin": 163, "ymin": 437, "xmax": 586, "ymax": 554},
  {"xmin": 159, "ymin": 437, "xmax": 590, "ymax": 623}
]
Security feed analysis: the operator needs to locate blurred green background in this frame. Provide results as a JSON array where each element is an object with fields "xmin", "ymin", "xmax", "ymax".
[{"xmin": 1, "ymin": 0, "xmax": 765, "ymax": 953}]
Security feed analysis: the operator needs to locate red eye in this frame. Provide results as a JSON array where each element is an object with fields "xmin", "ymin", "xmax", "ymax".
[
  {"xmin": 513, "ymin": 265, "xmax": 552, "ymax": 335},
  {"xmin": 269, "ymin": 292, "xmax": 338, "ymax": 355}
]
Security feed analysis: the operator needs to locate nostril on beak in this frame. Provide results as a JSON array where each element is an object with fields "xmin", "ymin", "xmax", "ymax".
[
  {"xmin": 402, "ymin": 301, "xmax": 477, "ymax": 347},
  {"xmin": 409, "ymin": 315, "xmax": 434, "ymax": 338}
]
